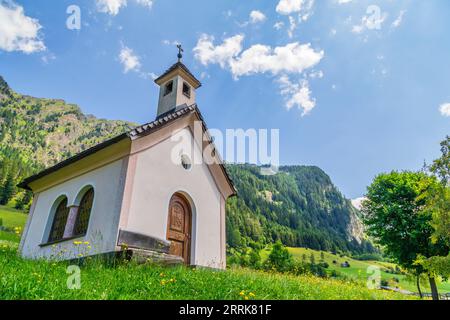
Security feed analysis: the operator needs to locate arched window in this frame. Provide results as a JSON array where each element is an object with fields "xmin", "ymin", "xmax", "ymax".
[
  {"xmin": 48, "ymin": 197, "xmax": 69, "ymax": 242},
  {"xmin": 73, "ymin": 188, "xmax": 94, "ymax": 236}
]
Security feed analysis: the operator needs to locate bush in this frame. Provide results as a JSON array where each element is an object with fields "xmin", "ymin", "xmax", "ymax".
[
  {"xmin": 309, "ymin": 263, "xmax": 328, "ymax": 278},
  {"xmin": 248, "ymin": 249, "xmax": 261, "ymax": 269},
  {"xmin": 264, "ymin": 241, "xmax": 293, "ymax": 272},
  {"xmin": 352, "ymin": 253, "xmax": 383, "ymax": 261}
]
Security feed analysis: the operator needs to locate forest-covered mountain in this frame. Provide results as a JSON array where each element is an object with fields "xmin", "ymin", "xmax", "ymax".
[
  {"xmin": 226, "ymin": 165, "xmax": 373, "ymax": 254},
  {"xmin": 0, "ymin": 75, "xmax": 373, "ymax": 254}
]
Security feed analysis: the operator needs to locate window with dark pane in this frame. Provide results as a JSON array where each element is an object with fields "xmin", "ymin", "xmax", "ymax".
[
  {"xmin": 182, "ymin": 82, "xmax": 191, "ymax": 98},
  {"xmin": 48, "ymin": 198, "xmax": 69, "ymax": 242},
  {"xmin": 74, "ymin": 188, "xmax": 94, "ymax": 236},
  {"xmin": 164, "ymin": 81, "xmax": 173, "ymax": 96}
]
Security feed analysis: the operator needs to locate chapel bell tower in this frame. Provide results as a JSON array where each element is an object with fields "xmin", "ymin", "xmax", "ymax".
[{"xmin": 154, "ymin": 45, "xmax": 202, "ymax": 119}]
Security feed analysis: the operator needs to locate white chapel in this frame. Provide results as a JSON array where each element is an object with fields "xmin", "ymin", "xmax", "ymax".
[{"xmin": 18, "ymin": 51, "xmax": 236, "ymax": 269}]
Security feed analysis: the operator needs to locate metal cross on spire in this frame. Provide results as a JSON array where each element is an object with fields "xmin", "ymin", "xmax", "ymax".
[{"xmin": 177, "ymin": 44, "xmax": 184, "ymax": 62}]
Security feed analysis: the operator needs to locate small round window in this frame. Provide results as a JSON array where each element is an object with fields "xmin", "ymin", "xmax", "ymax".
[{"xmin": 181, "ymin": 155, "xmax": 192, "ymax": 170}]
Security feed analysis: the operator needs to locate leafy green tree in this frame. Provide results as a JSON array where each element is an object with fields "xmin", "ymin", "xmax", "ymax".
[
  {"xmin": 415, "ymin": 254, "xmax": 450, "ymax": 281},
  {"xmin": 0, "ymin": 173, "xmax": 15, "ymax": 205},
  {"xmin": 412, "ymin": 137, "xmax": 450, "ymax": 291},
  {"xmin": 14, "ymin": 191, "xmax": 33, "ymax": 211},
  {"xmin": 427, "ymin": 136, "xmax": 450, "ymax": 243},
  {"xmin": 430, "ymin": 136, "xmax": 449, "ymax": 185},
  {"xmin": 265, "ymin": 241, "xmax": 293, "ymax": 272},
  {"xmin": 309, "ymin": 253, "xmax": 316, "ymax": 265},
  {"xmin": 362, "ymin": 171, "xmax": 449, "ymax": 300}
]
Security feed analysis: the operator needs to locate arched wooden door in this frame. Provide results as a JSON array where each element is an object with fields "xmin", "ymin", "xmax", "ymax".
[{"xmin": 166, "ymin": 193, "xmax": 192, "ymax": 264}]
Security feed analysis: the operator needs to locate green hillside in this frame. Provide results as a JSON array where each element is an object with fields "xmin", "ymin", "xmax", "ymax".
[
  {"xmin": 0, "ymin": 205, "xmax": 27, "ymax": 228},
  {"xmin": 286, "ymin": 247, "xmax": 450, "ymax": 294}
]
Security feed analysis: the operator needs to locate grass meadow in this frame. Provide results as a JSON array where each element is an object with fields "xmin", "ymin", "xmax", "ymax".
[
  {"xmin": 286, "ymin": 247, "xmax": 450, "ymax": 293},
  {"xmin": 0, "ymin": 205, "xmax": 417, "ymax": 300}
]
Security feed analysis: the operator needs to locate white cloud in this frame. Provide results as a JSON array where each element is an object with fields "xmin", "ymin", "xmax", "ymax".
[
  {"xmin": 392, "ymin": 10, "xmax": 406, "ymax": 28},
  {"xmin": 194, "ymin": 34, "xmax": 324, "ymax": 79},
  {"xmin": 273, "ymin": 21, "xmax": 284, "ymax": 30},
  {"xmin": 0, "ymin": 1, "xmax": 45, "ymax": 54},
  {"xmin": 162, "ymin": 39, "xmax": 180, "ymax": 46},
  {"xmin": 276, "ymin": 0, "xmax": 314, "ymax": 37},
  {"xmin": 337, "ymin": 0, "xmax": 353, "ymax": 4},
  {"xmin": 351, "ymin": 197, "xmax": 366, "ymax": 210},
  {"xmin": 96, "ymin": 0, "xmax": 153, "ymax": 16},
  {"xmin": 308, "ymin": 70, "xmax": 323, "ymax": 79},
  {"xmin": 231, "ymin": 42, "xmax": 323, "ymax": 78},
  {"xmin": 276, "ymin": 0, "xmax": 314, "ymax": 19},
  {"xmin": 194, "ymin": 34, "xmax": 324, "ymax": 115},
  {"xmin": 119, "ymin": 45, "xmax": 141, "ymax": 73},
  {"xmin": 276, "ymin": 0, "xmax": 303, "ymax": 15},
  {"xmin": 135, "ymin": 0, "xmax": 153, "ymax": 9},
  {"xmin": 249, "ymin": 10, "xmax": 266, "ymax": 24},
  {"xmin": 287, "ymin": 16, "xmax": 297, "ymax": 38},
  {"xmin": 278, "ymin": 75, "xmax": 316, "ymax": 115},
  {"xmin": 352, "ymin": 9, "xmax": 387, "ymax": 34},
  {"xmin": 193, "ymin": 34, "xmax": 244, "ymax": 69},
  {"xmin": 440, "ymin": 103, "xmax": 450, "ymax": 117},
  {"xmin": 96, "ymin": 0, "xmax": 127, "ymax": 16},
  {"xmin": 118, "ymin": 44, "xmax": 155, "ymax": 79}
]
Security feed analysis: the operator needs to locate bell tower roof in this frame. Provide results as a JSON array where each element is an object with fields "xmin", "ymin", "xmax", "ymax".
[{"xmin": 154, "ymin": 61, "xmax": 202, "ymax": 89}]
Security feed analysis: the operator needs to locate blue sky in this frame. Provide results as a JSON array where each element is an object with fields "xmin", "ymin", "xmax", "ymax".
[{"xmin": 0, "ymin": 0, "xmax": 449, "ymax": 199}]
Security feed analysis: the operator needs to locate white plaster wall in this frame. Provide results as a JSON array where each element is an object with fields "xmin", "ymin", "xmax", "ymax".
[
  {"xmin": 126, "ymin": 128, "xmax": 224, "ymax": 268},
  {"xmin": 21, "ymin": 159, "xmax": 126, "ymax": 260}
]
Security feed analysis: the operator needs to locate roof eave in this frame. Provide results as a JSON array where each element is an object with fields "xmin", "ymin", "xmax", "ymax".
[{"xmin": 17, "ymin": 133, "xmax": 130, "ymax": 191}]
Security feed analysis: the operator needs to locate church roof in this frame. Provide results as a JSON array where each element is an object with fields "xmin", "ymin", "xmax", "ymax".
[
  {"xmin": 154, "ymin": 61, "xmax": 202, "ymax": 89},
  {"xmin": 18, "ymin": 104, "xmax": 236, "ymax": 195},
  {"xmin": 130, "ymin": 104, "xmax": 196, "ymax": 137}
]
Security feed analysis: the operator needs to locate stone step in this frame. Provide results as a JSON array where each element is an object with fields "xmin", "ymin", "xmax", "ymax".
[{"xmin": 128, "ymin": 248, "xmax": 184, "ymax": 266}]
